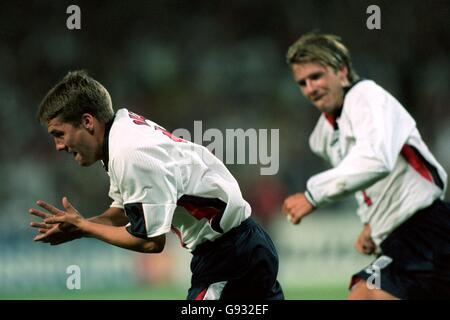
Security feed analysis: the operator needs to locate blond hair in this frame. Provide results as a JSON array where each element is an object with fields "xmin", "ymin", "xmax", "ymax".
[{"xmin": 286, "ymin": 33, "xmax": 359, "ymax": 83}]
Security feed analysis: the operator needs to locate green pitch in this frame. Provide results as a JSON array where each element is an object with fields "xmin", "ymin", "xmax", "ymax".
[{"xmin": 1, "ymin": 284, "xmax": 348, "ymax": 300}]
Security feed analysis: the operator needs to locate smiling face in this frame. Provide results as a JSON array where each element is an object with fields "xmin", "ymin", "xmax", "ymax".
[
  {"xmin": 291, "ymin": 62, "xmax": 350, "ymax": 115},
  {"xmin": 47, "ymin": 114, "xmax": 104, "ymax": 167}
]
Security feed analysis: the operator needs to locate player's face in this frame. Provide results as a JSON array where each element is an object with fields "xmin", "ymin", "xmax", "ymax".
[
  {"xmin": 47, "ymin": 116, "xmax": 102, "ymax": 167},
  {"xmin": 291, "ymin": 62, "xmax": 349, "ymax": 114}
]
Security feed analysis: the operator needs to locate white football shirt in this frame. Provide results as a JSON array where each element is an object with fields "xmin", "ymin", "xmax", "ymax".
[
  {"xmin": 102, "ymin": 108, "xmax": 251, "ymax": 251},
  {"xmin": 306, "ymin": 80, "xmax": 447, "ymax": 245}
]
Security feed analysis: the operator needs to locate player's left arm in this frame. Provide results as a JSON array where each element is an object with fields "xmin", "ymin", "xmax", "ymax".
[
  {"xmin": 37, "ymin": 197, "xmax": 165, "ymax": 253},
  {"xmin": 354, "ymin": 223, "xmax": 376, "ymax": 255},
  {"xmin": 306, "ymin": 85, "xmax": 416, "ymax": 207}
]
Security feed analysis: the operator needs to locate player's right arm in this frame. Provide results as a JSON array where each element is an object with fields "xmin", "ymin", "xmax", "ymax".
[
  {"xmin": 39, "ymin": 197, "xmax": 165, "ymax": 254},
  {"xmin": 88, "ymin": 207, "xmax": 129, "ymax": 226},
  {"xmin": 30, "ymin": 206, "xmax": 129, "ymax": 245}
]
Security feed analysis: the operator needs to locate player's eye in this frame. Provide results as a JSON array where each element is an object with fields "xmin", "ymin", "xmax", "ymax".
[{"xmin": 310, "ymin": 73, "xmax": 323, "ymax": 81}]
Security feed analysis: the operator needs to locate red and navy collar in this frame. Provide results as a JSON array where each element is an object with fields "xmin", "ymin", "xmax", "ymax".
[
  {"xmin": 324, "ymin": 112, "xmax": 339, "ymax": 130},
  {"xmin": 101, "ymin": 115, "xmax": 115, "ymax": 172},
  {"xmin": 323, "ymin": 80, "xmax": 362, "ymax": 130}
]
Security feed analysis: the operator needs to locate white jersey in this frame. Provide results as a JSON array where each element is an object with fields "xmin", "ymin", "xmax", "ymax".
[
  {"xmin": 305, "ymin": 80, "xmax": 447, "ymax": 245},
  {"xmin": 102, "ymin": 108, "xmax": 251, "ymax": 252}
]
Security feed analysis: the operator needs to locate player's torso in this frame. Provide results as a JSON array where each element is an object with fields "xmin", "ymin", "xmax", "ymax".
[
  {"xmin": 310, "ymin": 104, "xmax": 446, "ymax": 245},
  {"xmin": 108, "ymin": 108, "xmax": 251, "ymax": 251}
]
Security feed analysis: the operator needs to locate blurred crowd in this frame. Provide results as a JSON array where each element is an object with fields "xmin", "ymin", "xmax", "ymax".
[{"xmin": 0, "ymin": 0, "xmax": 449, "ymax": 234}]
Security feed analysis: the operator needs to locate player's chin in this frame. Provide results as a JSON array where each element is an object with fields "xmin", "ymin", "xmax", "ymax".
[
  {"xmin": 316, "ymin": 103, "xmax": 333, "ymax": 113},
  {"xmin": 313, "ymin": 102, "xmax": 328, "ymax": 113},
  {"xmin": 77, "ymin": 158, "xmax": 96, "ymax": 167}
]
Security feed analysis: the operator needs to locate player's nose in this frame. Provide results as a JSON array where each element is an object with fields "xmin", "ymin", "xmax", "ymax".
[
  {"xmin": 303, "ymin": 80, "xmax": 316, "ymax": 97},
  {"xmin": 54, "ymin": 139, "xmax": 67, "ymax": 151}
]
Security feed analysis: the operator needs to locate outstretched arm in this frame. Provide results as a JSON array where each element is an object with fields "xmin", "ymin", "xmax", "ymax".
[
  {"xmin": 88, "ymin": 207, "xmax": 129, "ymax": 226},
  {"xmin": 30, "ymin": 203, "xmax": 129, "ymax": 245},
  {"xmin": 32, "ymin": 197, "xmax": 165, "ymax": 253}
]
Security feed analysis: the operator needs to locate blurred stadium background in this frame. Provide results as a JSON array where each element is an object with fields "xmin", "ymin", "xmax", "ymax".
[{"xmin": 0, "ymin": 0, "xmax": 449, "ymax": 299}]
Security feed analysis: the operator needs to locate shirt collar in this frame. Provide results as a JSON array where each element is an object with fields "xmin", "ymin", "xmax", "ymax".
[
  {"xmin": 323, "ymin": 79, "xmax": 363, "ymax": 130},
  {"xmin": 101, "ymin": 115, "xmax": 115, "ymax": 172}
]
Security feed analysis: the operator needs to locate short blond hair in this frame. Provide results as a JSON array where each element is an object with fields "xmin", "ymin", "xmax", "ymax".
[{"xmin": 286, "ymin": 33, "xmax": 359, "ymax": 84}]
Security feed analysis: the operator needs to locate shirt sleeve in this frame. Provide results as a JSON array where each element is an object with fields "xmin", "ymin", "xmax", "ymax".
[
  {"xmin": 108, "ymin": 177, "xmax": 124, "ymax": 208},
  {"xmin": 307, "ymin": 82, "xmax": 416, "ymax": 207},
  {"xmin": 110, "ymin": 147, "xmax": 178, "ymax": 238}
]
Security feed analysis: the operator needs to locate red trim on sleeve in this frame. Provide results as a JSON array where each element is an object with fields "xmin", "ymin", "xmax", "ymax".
[
  {"xmin": 179, "ymin": 203, "xmax": 219, "ymax": 223},
  {"xmin": 176, "ymin": 195, "xmax": 226, "ymax": 233},
  {"xmin": 362, "ymin": 191, "xmax": 373, "ymax": 207},
  {"xmin": 195, "ymin": 288, "xmax": 208, "ymax": 300},
  {"xmin": 400, "ymin": 145, "xmax": 433, "ymax": 182},
  {"xmin": 170, "ymin": 226, "xmax": 186, "ymax": 248}
]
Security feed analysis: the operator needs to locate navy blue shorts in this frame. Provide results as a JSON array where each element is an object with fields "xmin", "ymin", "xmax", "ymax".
[
  {"xmin": 187, "ymin": 217, "xmax": 284, "ymax": 300},
  {"xmin": 351, "ymin": 200, "xmax": 450, "ymax": 299}
]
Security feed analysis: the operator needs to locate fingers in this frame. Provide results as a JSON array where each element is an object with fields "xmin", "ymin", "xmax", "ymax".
[
  {"xmin": 362, "ymin": 240, "xmax": 376, "ymax": 255},
  {"xmin": 284, "ymin": 204, "xmax": 306, "ymax": 225},
  {"xmin": 36, "ymin": 200, "xmax": 64, "ymax": 215},
  {"xmin": 282, "ymin": 199, "xmax": 299, "ymax": 217},
  {"xmin": 283, "ymin": 209, "xmax": 301, "ymax": 225},
  {"xmin": 354, "ymin": 240, "xmax": 364, "ymax": 254},
  {"xmin": 282, "ymin": 193, "xmax": 313, "ymax": 226},
  {"xmin": 282, "ymin": 201, "xmax": 294, "ymax": 223},
  {"xmin": 290, "ymin": 215, "xmax": 302, "ymax": 225},
  {"xmin": 284, "ymin": 210, "xmax": 302, "ymax": 225},
  {"xmin": 33, "ymin": 224, "xmax": 61, "ymax": 242},
  {"xmin": 29, "ymin": 208, "xmax": 51, "ymax": 220},
  {"xmin": 355, "ymin": 236, "xmax": 375, "ymax": 255},
  {"xmin": 62, "ymin": 196, "xmax": 73, "ymax": 211},
  {"xmin": 30, "ymin": 221, "xmax": 51, "ymax": 229},
  {"xmin": 286, "ymin": 214, "xmax": 294, "ymax": 223},
  {"xmin": 32, "ymin": 217, "xmax": 81, "ymax": 245},
  {"xmin": 282, "ymin": 195, "xmax": 296, "ymax": 213},
  {"xmin": 33, "ymin": 233, "xmax": 48, "ymax": 242},
  {"xmin": 44, "ymin": 215, "xmax": 66, "ymax": 224}
]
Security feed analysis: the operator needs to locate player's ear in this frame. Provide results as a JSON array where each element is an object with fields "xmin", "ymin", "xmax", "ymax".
[
  {"xmin": 338, "ymin": 66, "xmax": 349, "ymax": 86},
  {"xmin": 81, "ymin": 113, "xmax": 95, "ymax": 133}
]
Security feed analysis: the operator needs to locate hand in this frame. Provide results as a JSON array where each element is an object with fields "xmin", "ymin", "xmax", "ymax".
[
  {"xmin": 282, "ymin": 192, "xmax": 314, "ymax": 225},
  {"xmin": 43, "ymin": 197, "xmax": 84, "ymax": 226},
  {"xmin": 29, "ymin": 197, "xmax": 84, "ymax": 244},
  {"xmin": 354, "ymin": 223, "xmax": 376, "ymax": 255}
]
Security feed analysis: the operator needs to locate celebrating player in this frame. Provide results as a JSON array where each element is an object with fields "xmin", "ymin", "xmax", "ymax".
[
  {"xmin": 30, "ymin": 70, "xmax": 284, "ymax": 300},
  {"xmin": 282, "ymin": 32, "xmax": 450, "ymax": 299}
]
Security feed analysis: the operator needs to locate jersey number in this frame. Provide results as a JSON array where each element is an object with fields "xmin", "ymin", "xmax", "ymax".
[{"xmin": 128, "ymin": 111, "xmax": 185, "ymax": 143}]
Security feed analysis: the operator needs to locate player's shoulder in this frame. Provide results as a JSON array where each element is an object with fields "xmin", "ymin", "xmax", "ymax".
[
  {"xmin": 109, "ymin": 108, "xmax": 165, "ymax": 159},
  {"xmin": 345, "ymin": 79, "xmax": 386, "ymax": 101},
  {"xmin": 343, "ymin": 79, "xmax": 391, "ymax": 116}
]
